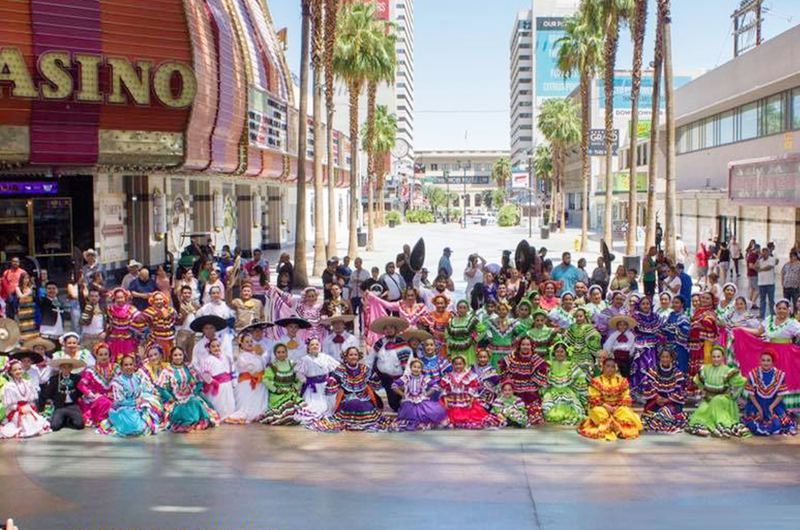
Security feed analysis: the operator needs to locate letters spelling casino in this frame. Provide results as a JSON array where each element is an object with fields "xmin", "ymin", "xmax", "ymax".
[{"xmin": 0, "ymin": 46, "xmax": 197, "ymax": 108}]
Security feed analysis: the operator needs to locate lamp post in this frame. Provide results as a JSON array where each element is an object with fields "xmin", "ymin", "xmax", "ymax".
[
  {"xmin": 444, "ymin": 169, "xmax": 450, "ymax": 223},
  {"xmin": 462, "ymin": 160, "xmax": 471, "ymax": 229}
]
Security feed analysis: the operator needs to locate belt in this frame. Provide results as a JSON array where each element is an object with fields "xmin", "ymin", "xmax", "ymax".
[
  {"xmin": 202, "ymin": 372, "xmax": 233, "ymax": 396},
  {"xmin": 300, "ymin": 374, "xmax": 328, "ymax": 396},
  {"xmin": 238, "ymin": 372, "xmax": 263, "ymax": 390}
]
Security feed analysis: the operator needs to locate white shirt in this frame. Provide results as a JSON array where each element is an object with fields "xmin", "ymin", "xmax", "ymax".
[
  {"xmin": 464, "ymin": 265, "xmax": 484, "ymax": 298},
  {"xmin": 322, "ymin": 332, "xmax": 359, "ymax": 363},
  {"xmin": 349, "ymin": 268, "xmax": 371, "ymax": 299},
  {"xmin": 82, "ymin": 313, "xmax": 105, "ymax": 335},
  {"xmin": 40, "ymin": 303, "xmax": 63, "ymax": 338},
  {"xmin": 380, "ymin": 272, "xmax": 406, "ymax": 301},
  {"xmin": 757, "ymin": 256, "xmax": 779, "ymax": 286},
  {"xmin": 273, "ymin": 333, "xmax": 306, "ymax": 362},
  {"xmin": 667, "ymin": 276, "xmax": 682, "ymax": 295}
]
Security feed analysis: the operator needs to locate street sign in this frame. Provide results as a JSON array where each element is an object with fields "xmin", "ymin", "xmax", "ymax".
[{"xmin": 588, "ymin": 129, "xmax": 619, "ymax": 156}]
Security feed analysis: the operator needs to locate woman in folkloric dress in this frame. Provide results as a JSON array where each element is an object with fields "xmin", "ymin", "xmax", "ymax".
[
  {"xmin": 541, "ymin": 340, "xmax": 587, "ymax": 426},
  {"xmin": 392, "ymin": 358, "xmax": 447, "ymax": 431},
  {"xmin": 439, "ymin": 355, "xmax": 502, "ymax": 430},
  {"xmin": 105, "ymin": 287, "xmax": 139, "ymax": 363},
  {"xmin": 0, "ymin": 359, "xmax": 52, "ymax": 439},
  {"xmin": 578, "ymin": 355, "xmax": 643, "ymax": 441},
  {"xmin": 293, "ymin": 336, "xmax": 340, "ymax": 424},
  {"xmin": 226, "ymin": 331, "xmax": 270, "ymax": 424},
  {"xmin": 497, "ymin": 336, "xmax": 549, "ymax": 425},
  {"xmin": 77, "ymin": 342, "xmax": 119, "ymax": 427},
  {"xmin": 99, "ymin": 354, "xmax": 162, "ymax": 437},
  {"xmin": 686, "ymin": 345, "xmax": 749, "ymax": 438},
  {"xmin": 156, "ymin": 347, "xmax": 219, "ymax": 433},
  {"xmin": 640, "ymin": 346, "xmax": 687, "ymax": 434},
  {"xmin": 742, "ymin": 350, "xmax": 797, "ymax": 436}
]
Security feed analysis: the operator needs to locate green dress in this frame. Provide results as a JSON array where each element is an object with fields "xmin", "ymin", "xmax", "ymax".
[
  {"xmin": 478, "ymin": 316, "xmax": 518, "ymax": 368},
  {"xmin": 446, "ymin": 313, "xmax": 478, "ymax": 365},
  {"xmin": 564, "ymin": 323, "xmax": 602, "ymax": 376},
  {"xmin": 513, "ymin": 316, "xmax": 533, "ymax": 338},
  {"xmin": 491, "ymin": 394, "xmax": 529, "ymax": 427},
  {"xmin": 540, "ymin": 359, "xmax": 587, "ymax": 425},
  {"xmin": 525, "ymin": 326, "xmax": 556, "ymax": 358},
  {"xmin": 687, "ymin": 364, "xmax": 750, "ymax": 437},
  {"xmin": 259, "ymin": 359, "xmax": 305, "ymax": 425}
]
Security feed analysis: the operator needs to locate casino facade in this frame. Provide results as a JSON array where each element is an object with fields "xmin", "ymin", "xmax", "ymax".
[{"xmin": 0, "ymin": 0, "xmax": 353, "ymax": 276}]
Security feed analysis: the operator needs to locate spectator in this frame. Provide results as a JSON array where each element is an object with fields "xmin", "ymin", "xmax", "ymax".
[
  {"xmin": 277, "ymin": 253, "xmax": 294, "ymax": 289},
  {"xmin": 746, "ymin": 240, "xmax": 760, "ymax": 306},
  {"xmin": 626, "ymin": 269, "xmax": 639, "ymax": 294},
  {"xmin": 245, "ymin": 249, "xmax": 269, "ymax": 280},
  {"xmin": 155, "ymin": 265, "xmax": 171, "ymax": 298},
  {"xmin": 718, "ymin": 242, "xmax": 730, "ymax": 285},
  {"xmin": 676, "ymin": 263, "xmax": 693, "ymax": 310},
  {"xmin": 641, "ymin": 247, "xmax": 657, "ymax": 298},
  {"xmin": 756, "ymin": 246, "xmax": 779, "ymax": 319},
  {"xmin": 349, "ymin": 257, "xmax": 370, "ymax": 316},
  {"xmin": 675, "ymin": 234, "xmax": 689, "ymax": 265},
  {"xmin": 551, "ymin": 252, "xmax": 581, "ymax": 296},
  {"xmin": 609, "ymin": 265, "xmax": 630, "ymax": 293},
  {"xmin": 379, "ymin": 262, "xmax": 406, "ymax": 302},
  {"xmin": 464, "ymin": 254, "xmax": 485, "ymax": 300},
  {"xmin": 396, "ymin": 244, "xmax": 414, "ymax": 285},
  {"xmin": 590, "ymin": 257, "xmax": 609, "ymax": 294},
  {"xmin": 37, "ymin": 281, "xmax": 66, "ymax": 341},
  {"xmin": 665, "ymin": 265, "xmax": 682, "ymax": 300},
  {"xmin": 781, "ymin": 252, "xmax": 800, "ymax": 306},
  {"xmin": 576, "ymin": 258, "xmax": 590, "ymax": 285},
  {"xmin": 695, "ymin": 241, "xmax": 709, "ymax": 288},
  {"xmin": 81, "ymin": 249, "xmax": 103, "ymax": 288},
  {"xmin": 729, "ymin": 238, "xmax": 742, "ymax": 278},
  {"xmin": 321, "ymin": 257, "xmax": 342, "ymax": 300},
  {"xmin": 438, "ymin": 247, "xmax": 453, "ymax": 279},
  {"xmin": 1, "ymin": 256, "xmax": 25, "ymax": 318},
  {"xmin": 128, "ymin": 268, "xmax": 157, "ymax": 311},
  {"xmin": 121, "ymin": 260, "xmax": 141, "ymax": 290},
  {"xmin": 337, "ymin": 256, "xmax": 353, "ymax": 297}
]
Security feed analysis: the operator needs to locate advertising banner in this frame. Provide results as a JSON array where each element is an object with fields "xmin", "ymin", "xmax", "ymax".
[
  {"xmin": 729, "ymin": 155, "xmax": 800, "ymax": 206},
  {"xmin": 511, "ymin": 169, "xmax": 529, "ymax": 189},
  {"xmin": 598, "ymin": 74, "xmax": 692, "ymax": 114},
  {"xmin": 588, "ymin": 129, "xmax": 619, "ymax": 156},
  {"xmin": 535, "ymin": 18, "xmax": 578, "ymax": 98},
  {"xmin": 596, "ymin": 171, "xmax": 647, "ymax": 194},
  {"xmin": 98, "ymin": 196, "xmax": 125, "ymax": 264}
]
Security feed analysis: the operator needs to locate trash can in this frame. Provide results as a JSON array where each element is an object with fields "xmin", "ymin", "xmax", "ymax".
[
  {"xmin": 388, "ymin": 219, "xmax": 397, "ymax": 228},
  {"xmin": 540, "ymin": 227, "xmax": 550, "ymax": 239},
  {"xmin": 357, "ymin": 230, "xmax": 367, "ymax": 247},
  {"xmin": 480, "ymin": 218, "xmax": 488, "ymax": 226}
]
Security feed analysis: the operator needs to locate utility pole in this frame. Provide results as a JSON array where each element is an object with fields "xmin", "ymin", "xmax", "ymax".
[
  {"xmin": 462, "ymin": 160, "xmax": 470, "ymax": 229},
  {"xmin": 446, "ymin": 167, "xmax": 451, "ymax": 223}
]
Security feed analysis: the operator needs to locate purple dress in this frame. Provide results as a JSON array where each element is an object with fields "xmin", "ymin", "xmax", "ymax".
[
  {"xmin": 392, "ymin": 372, "xmax": 446, "ymax": 430},
  {"xmin": 630, "ymin": 309, "xmax": 662, "ymax": 399}
]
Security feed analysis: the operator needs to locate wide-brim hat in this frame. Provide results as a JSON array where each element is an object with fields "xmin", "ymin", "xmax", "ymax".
[
  {"xmin": 370, "ymin": 316, "xmax": 410, "ymax": 334},
  {"xmin": 9, "ymin": 350, "xmax": 43, "ymax": 364},
  {"xmin": 608, "ymin": 315, "xmax": 637, "ymax": 329},
  {"xmin": 49, "ymin": 357, "xmax": 87, "ymax": 370},
  {"xmin": 239, "ymin": 320, "xmax": 274, "ymax": 335},
  {"xmin": 275, "ymin": 317, "xmax": 312, "ymax": 330},
  {"xmin": 399, "ymin": 328, "xmax": 432, "ymax": 343},
  {"xmin": 0, "ymin": 318, "xmax": 21, "ymax": 353},
  {"xmin": 190, "ymin": 315, "xmax": 228, "ymax": 333},
  {"xmin": 321, "ymin": 314, "xmax": 356, "ymax": 327},
  {"xmin": 22, "ymin": 336, "xmax": 56, "ymax": 353}
]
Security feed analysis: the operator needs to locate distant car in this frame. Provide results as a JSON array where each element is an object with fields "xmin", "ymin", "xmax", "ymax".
[{"xmin": 469, "ymin": 212, "xmax": 497, "ymax": 225}]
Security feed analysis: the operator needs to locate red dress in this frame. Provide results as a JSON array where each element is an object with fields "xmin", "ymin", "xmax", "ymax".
[
  {"xmin": 687, "ymin": 308, "xmax": 718, "ymax": 394},
  {"xmin": 439, "ymin": 370, "xmax": 501, "ymax": 429},
  {"xmin": 498, "ymin": 350, "xmax": 549, "ymax": 424}
]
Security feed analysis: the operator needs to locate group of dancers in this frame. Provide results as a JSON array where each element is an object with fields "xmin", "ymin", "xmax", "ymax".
[{"xmin": 0, "ymin": 264, "xmax": 798, "ymax": 441}]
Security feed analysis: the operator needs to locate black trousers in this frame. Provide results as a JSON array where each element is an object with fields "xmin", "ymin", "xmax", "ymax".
[
  {"xmin": 376, "ymin": 370, "xmax": 401, "ymax": 412},
  {"xmin": 50, "ymin": 404, "xmax": 84, "ymax": 431}
]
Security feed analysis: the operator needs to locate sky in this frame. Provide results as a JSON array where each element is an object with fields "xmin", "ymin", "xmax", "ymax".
[{"xmin": 269, "ymin": 0, "xmax": 799, "ymax": 152}]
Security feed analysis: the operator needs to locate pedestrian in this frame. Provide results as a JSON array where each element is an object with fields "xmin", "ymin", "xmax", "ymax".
[
  {"xmin": 718, "ymin": 242, "xmax": 730, "ymax": 285},
  {"xmin": 438, "ymin": 247, "xmax": 453, "ymax": 279},
  {"xmin": 781, "ymin": 251, "xmax": 800, "ymax": 306},
  {"xmin": 695, "ymin": 241, "xmax": 709, "ymax": 288},
  {"xmin": 756, "ymin": 246, "xmax": 779, "ymax": 319},
  {"xmin": 641, "ymin": 246, "xmax": 657, "ymax": 298},
  {"xmin": 746, "ymin": 240, "xmax": 760, "ymax": 306},
  {"xmin": 730, "ymin": 238, "xmax": 742, "ymax": 278},
  {"xmin": 1, "ymin": 256, "xmax": 25, "ymax": 319},
  {"xmin": 128, "ymin": 267, "xmax": 157, "ymax": 311},
  {"xmin": 675, "ymin": 234, "xmax": 689, "ymax": 265},
  {"xmin": 590, "ymin": 257, "xmax": 608, "ymax": 295},
  {"xmin": 551, "ymin": 252, "xmax": 580, "ymax": 296},
  {"xmin": 379, "ymin": 262, "xmax": 406, "ymax": 303}
]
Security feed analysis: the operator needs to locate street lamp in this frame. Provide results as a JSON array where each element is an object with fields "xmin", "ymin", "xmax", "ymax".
[
  {"xmin": 462, "ymin": 160, "xmax": 471, "ymax": 229},
  {"xmin": 444, "ymin": 168, "xmax": 450, "ymax": 223}
]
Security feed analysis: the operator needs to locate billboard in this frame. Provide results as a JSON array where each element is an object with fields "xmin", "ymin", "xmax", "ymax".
[
  {"xmin": 596, "ymin": 171, "xmax": 648, "ymax": 194},
  {"xmin": 598, "ymin": 74, "xmax": 693, "ymax": 114},
  {"xmin": 588, "ymin": 129, "xmax": 619, "ymax": 156},
  {"xmin": 535, "ymin": 18, "xmax": 579, "ymax": 98},
  {"xmin": 729, "ymin": 154, "xmax": 800, "ymax": 207},
  {"xmin": 512, "ymin": 169, "xmax": 529, "ymax": 189}
]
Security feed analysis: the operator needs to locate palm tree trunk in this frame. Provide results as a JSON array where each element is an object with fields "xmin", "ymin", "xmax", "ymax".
[
  {"xmin": 603, "ymin": 19, "xmax": 619, "ymax": 248},
  {"xmin": 550, "ymin": 151, "xmax": 558, "ymax": 227},
  {"xmin": 626, "ymin": 0, "xmax": 647, "ymax": 256},
  {"xmin": 645, "ymin": 5, "xmax": 665, "ymax": 251},
  {"xmin": 365, "ymin": 81, "xmax": 377, "ymax": 251},
  {"xmin": 324, "ymin": 0, "xmax": 339, "ymax": 258},
  {"xmin": 662, "ymin": 0, "xmax": 677, "ymax": 260},
  {"xmin": 347, "ymin": 82, "xmax": 360, "ymax": 259},
  {"xmin": 580, "ymin": 74, "xmax": 590, "ymax": 251},
  {"xmin": 559, "ymin": 148, "xmax": 566, "ymax": 232},
  {"xmin": 311, "ymin": 0, "xmax": 326, "ymax": 276},
  {"xmin": 293, "ymin": 0, "xmax": 311, "ymax": 287}
]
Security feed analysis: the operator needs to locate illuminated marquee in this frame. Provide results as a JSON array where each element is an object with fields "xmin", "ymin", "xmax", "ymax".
[{"xmin": 0, "ymin": 47, "xmax": 197, "ymax": 108}]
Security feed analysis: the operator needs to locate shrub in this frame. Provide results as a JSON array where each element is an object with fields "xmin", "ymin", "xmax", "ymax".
[
  {"xmin": 405, "ymin": 209, "xmax": 434, "ymax": 224},
  {"xmin": 385, "ymin": 210, "xmax": 401, "ymax": 225},
  {"xmin": 498, "ymin": 204, "xmax": 520, "ymax": 227}
]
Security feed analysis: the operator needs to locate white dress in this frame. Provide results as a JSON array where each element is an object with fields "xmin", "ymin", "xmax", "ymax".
[
  {"xmin": 198, "ymin": 353, "xmax": 237, "ymax": 420},
  {"xmin": 294, "ymin": 353, "xmax": 339, "ymax": 422},
  {"xmin": 1, "ymin": 378, "xmax": 51, "ymax": 439},
  {"xmin": 226, "ymin": 350, "xmax": 269, "ymax": 423},
  {"xmin": 321, "ymin": 332, "xmax": 359, "ymax": 363}
]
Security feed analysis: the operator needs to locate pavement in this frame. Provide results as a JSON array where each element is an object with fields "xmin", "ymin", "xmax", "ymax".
[{"xmin": 3, "ymin": 424, "xmax": 800, "ymax": 530}]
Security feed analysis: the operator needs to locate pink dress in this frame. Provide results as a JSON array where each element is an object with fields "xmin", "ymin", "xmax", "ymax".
[
  {"xmin": 365, "ymin": 293, "xmax": 429, "ymax": 347},
  {"xmin": 269, "ymin": 286, "xmax": 324, "ymax": 342},
  {"xmin": 106, "ymin": 303, "xmax": 139, "ymax": 362},
  {"xmin": 77, "ymin": 363, "xmax": 119, "ymax": 425}
]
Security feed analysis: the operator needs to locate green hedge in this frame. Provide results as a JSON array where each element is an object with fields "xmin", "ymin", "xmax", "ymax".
[
  {"xmin": 386, "ymin": 210, "xmax": 402, "ymax": 225},
  {"xmin": 498, "ymin": 204, "xmax": 520, "ymax": 227},
  {"xmin": 405, "ymin": 209, "xmax": 434, "ymax": 224}
]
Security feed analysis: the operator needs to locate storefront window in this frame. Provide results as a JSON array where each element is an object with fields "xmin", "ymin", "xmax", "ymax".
[
  {"xmin": 764, "ymin": 94, "xmax": 784, "ymax": 135},
  {"xmin": 689, "ymin": 122, "xmax": 702, "ymax": 151},
  {"xmin": 740, "ymin": 102, "xmax": 759, "ymax": 140},
  {"xmin": 719, "ymin": 110, "xmax": 734, "ymax": 144},
  {"xmin": 0, "ymin": 199, "xmax": 30, "ymax": 260},
  {"xmin": 792, "ymin": 88, "xmax": 800, "ymax": 130},
  {"xmin": 32, "ymin": 198, "xmax": 72, "ymax": 256}
]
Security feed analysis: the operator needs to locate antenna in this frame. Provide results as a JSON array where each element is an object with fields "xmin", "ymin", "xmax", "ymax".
[{"xmin": 732, "ymin": 0, "xmax": 764, "ymax": 57}]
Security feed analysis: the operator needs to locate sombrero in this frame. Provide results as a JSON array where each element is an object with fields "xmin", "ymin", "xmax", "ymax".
[
  {"xmin": 0, "ymin": 318, "xmax": 21, "ymax": 353},
  {"xmin": 190, "ymin": 315, "xmax": 227, "ymax": 333},
  {"xmin": 321, "ymin": 314, "xmax": 356, "ymax": 327},
  {"xmin": 49, "ymin": 357, "xmax": 87, "ymax": 370},
  {"xmin": 399, "ymin": 328, "xmax": 432, "ymax": 343},
  {"xmin": 22, "ymin": 336, "xmax": 56, "ymax": 352},
  {"xmin": 9, "ymin": 350, "xmax": 43, "ymax": 364},
  {"xmin": 275, "ymin": 317, "xmax": 312, "ymax": 330},
  {"xmin": 608, "ymin": 314, "xmax": 637, "ymax": 329},
  {"xmin": 370, "ymin": 316, "xmax": 410, "ymax": 334},
  {"xmin": 239, "ymin": 320, "xmax": 275, "ymax": 335}
]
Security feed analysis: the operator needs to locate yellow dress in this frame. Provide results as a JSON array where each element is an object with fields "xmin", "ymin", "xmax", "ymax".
[{"xmin": 578, "ymin": 373, "xmax": 643, "ymax": 441}]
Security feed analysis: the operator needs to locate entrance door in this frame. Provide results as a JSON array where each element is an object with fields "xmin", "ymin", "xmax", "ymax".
[{"xmin": 718, "ymin": 215, "xmax": 737, "ymax": 243}]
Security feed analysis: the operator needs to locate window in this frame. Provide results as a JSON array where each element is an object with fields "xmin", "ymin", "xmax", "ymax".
[
  {"xmin": 792, "ymin": 89, "xmax": 800, "ymax": 130},
  {"xmin": 475, "ymin": 194, "xmax": 482, "ymax": 207},
  {"xmin": 764, "ymin": 94, "xmax": 784, "ymax": 135},
  {"xmin": 719, "ymin": 110, "xmax": 734, "ymax": 145},
  {"xmin": 702, "ymin": 117, "xmax": 714, "ymax": 149},
  {"xmin": 676, "ymin": 126, "xmax": 688, "ymax": 154},
  {"xmin": 442, "ymin": 164, "xmax": 449, "ymax": 171},
  {"xmin": 464, "ymin": 195, "xmax": 471, "ymax": 207},
  {"xmin": 689, "ymin": 122, "xmax": 702, "ymax": 151},
  {"xmin": 740, "ymin": 102, "xmax": 759, "ymax": 140},
  {"xmin": 430, "ymin": 163, "xmax": 438, "ymax": 171}
]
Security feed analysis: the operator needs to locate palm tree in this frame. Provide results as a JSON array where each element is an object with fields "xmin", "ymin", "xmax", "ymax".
[
  {"xmin": 585, "ymin": 0, "xmax": 634, "ymax": 246},
  {"xmin": 491, "ymin": 157, "xmax": 511, "ymax": 190},
  {"xmin": 323, "ymin": 0, "xmax": 340, "ymax": 259},
  {"xmin": 661, "ymin": 0, "xmax": 677, "ymax": 259},
  {"xmin": 293, "ymin": 0, "xmax": 312, "ymax": 287},
  {"xmin": 625, "ymin": 0, "xmax": 647, "ymax": 255},
  {"xmin": 645, "ymin": 0, "xmax": 666, "ymax": 250},
  {"xmin": 537, "ymin": 98, "xmax": 580, "ymax": 232},
  {"xmin": 311, "ymin": 0, "xmax": 326, "ymax": 276},
  {"xmin": 333, "ymin": 1, "xmax": 383, "ymax": 258},
  {"xmin": 533, "ymin": 143, "xmax": 554, "ymax": 223},
  {"xmin": 362, "ymin": 23, "xmax": 396, "ymax": 250},
  {"xmin": 556, "ymin": 10, "xmax": 603, "ymax": 251},
  {"xmin": 371, "ymin": 105, "xmax": 398, "ymax": 225}
]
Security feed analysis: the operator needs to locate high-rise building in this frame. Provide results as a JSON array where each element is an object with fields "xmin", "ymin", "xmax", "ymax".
[
  {"xmin": 509, "ymin": 10, "xmax": 533, "ymax": 170},
  {"xmin": 510, "ymin": 0, "xmax": 580, "ymax": 170}
]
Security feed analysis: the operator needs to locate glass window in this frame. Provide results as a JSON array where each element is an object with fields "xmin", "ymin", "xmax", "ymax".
[
  {"xmin": 442, "ymin": 164, "xmax": 449, "ymax": 171},
  {"xmin": 689, "ymin": 122, "xmax": 702, "ymax": 151},
  {"xmin": 740, "ymin": 102, "xmax": 759, "ymax": 140},
  {"xmin": 792, "ymin": 89, "xmax": 800, "ymax": 130},
  {"xmin": 430, "ymin": 163, "xmax": 438, "ymax": 171},
  {"xmin": 677, "ymin": 125, "xmax": 688, "ymax": 154},
  {"xmin": 702, "ymin": 117, "xmax": 715, "ymax": 149},
  {"xmin": 764, "ymin": 94, "xmax": 784, "ymax": 135},
  {"xmin": 719, "ymin": 110, "xmax": 734, "ymax": 145}
]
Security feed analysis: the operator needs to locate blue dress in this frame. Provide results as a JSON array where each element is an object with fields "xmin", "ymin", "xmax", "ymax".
[
  {"xmin": 662, "ymin": 310, "xmax": 690, "ymax": 375},
  {"xmin": 100, "ymin": 373, "xmax": 162, "ymax": 436},
  {"xmin": 743, "ymin": 367, "xmax": 797, "ymax": 436}
]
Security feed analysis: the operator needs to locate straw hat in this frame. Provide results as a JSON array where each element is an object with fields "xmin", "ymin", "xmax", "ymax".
[
  {"xmin": 239, "ymin": 320, "xmax": 274, "ymax": 335},
  {"xmin": 22, "ymin": 336, "xmax": 56, "ymax": 353},
  {"xmin": 399, "ymin": 328, "xmax": 432, "ymax": 343},
  {"xmin": 369, "ymin": 316, "xmax": 410, "ymax": 334},
  {"xmin": 9, "ymin": 350, "xmax": 43, "ymax": 364},
  {"xmin": 49, "ymin": 357, "xmax": 87, "ymax": 370},
  {"xmin": 321, "ymin": 314, "xmax": 356, "ymax": 327},
  {"xmin": 608, "ymin": 314, "xmax": 637, "ymax": 329},
  {"xmin": 0, "ymin": 318, "xmax": 21, "ymax": 353}
]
